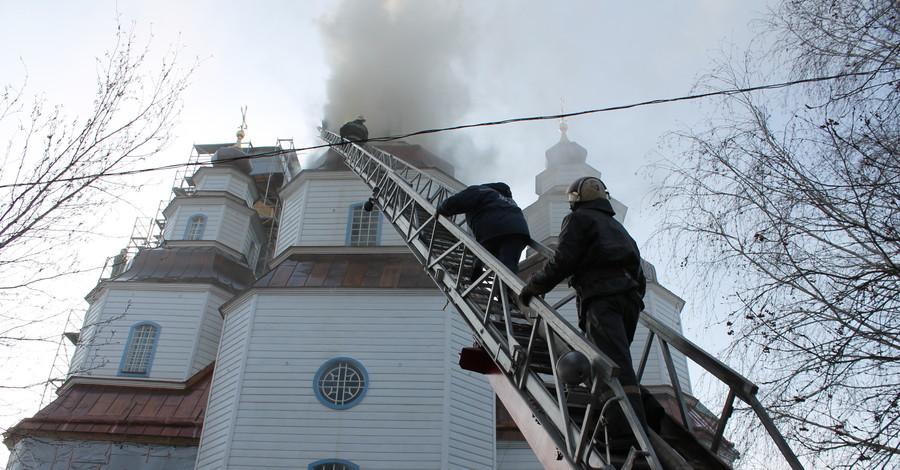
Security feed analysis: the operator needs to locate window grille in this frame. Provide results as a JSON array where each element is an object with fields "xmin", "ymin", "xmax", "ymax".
[
  {"xmin": 314, "ymin": 358, "xmax": 368, "ymax": 409},
  {"xmin": 346, "ymin": 204, "xmax": 380, "ymax": 246},
  {"xmin": 120, "ymin": 323, "xmax": 159, "ymax": 375},
  {"xmin": 309, "ymin": 460, "xmax": 359, "ymax": 470},
  {"xmin": 185, "ymin": 215, "xmax": 206, "ymax": 240}
]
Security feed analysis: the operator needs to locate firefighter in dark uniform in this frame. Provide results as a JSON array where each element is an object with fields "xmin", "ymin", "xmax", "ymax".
[
  {"xmin": 519, "ymin": 176, "xmax": 649, "ymax": 449},
  {"xmin": 437, "ymin": 182, "xmax": 530, "ymax": 275},
  {"xmin": 339, "ymin": 115, "xmax": 369, "ymax": 142}
]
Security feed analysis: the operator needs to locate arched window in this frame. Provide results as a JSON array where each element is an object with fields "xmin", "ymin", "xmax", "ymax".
[
  {"xmin": 184, "ymin": 214, "xmax": 207, "ymax": 240},
  {"xmin": 118, "ymin": 322, "xmax": 160, "ymax": 376},
  {"xmin": 345, "ymin": 203, "xmax": 381, "ymax": 246},
  {"xmin": 308, "ymin": 459, "xmax": 359, "ymax": 470}
]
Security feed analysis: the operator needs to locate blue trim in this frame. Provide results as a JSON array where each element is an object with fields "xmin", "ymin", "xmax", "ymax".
[
  {"xmin": 183, "ymin": 214, "xmax": 207, "ymax": 240},
  {"xmin": 313, "ymin": 357, "xmax": 369, "ymax": 410},
  {"xmin": 344, "ymin": 203, "xmax": 382, "ymax": 246},
  {"xmin": 308, "ymin": 459, "xmax": 359, "ymax": 470},
  {"xmin": 117, "ymin": 321, "xmax": 161, "ymax": 377}
]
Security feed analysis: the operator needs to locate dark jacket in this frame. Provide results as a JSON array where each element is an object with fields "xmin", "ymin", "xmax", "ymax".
[
  {"xmin": 531, "ymin": 198, "xmax": 645, "ymax": 301},
  {"xmin": 436, "ymin": 183, "xmax": 530, "ymax": 243},
  {"xmin": 340, "ymin": 120, "xmax": 368, "ymax": 141}
]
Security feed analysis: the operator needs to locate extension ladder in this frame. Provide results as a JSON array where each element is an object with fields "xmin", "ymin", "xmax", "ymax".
[{"xmin": 319, "ymin": 129, "xmax": 804, "ymax": 470}]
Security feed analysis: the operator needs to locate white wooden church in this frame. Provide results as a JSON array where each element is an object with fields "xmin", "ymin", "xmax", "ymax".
[{"xmin": 3, "ymin": 124, "xmax": 703, "ymax": 470}]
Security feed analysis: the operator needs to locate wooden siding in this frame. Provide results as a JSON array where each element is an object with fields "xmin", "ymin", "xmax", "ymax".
[
  {"xmin": 193, "ymin": 167, "xmax": 258, "ymax": 207},
  {"xmin": 275, "ymin": 168, "xmax": 464, "ymax": 257},
  {"xmin": 221, "ymin": 203, "xmax": 265, "ymax": 263},
  {"xmin": 447, "ymin": 312, "xmax": 495, "ymax": 468},
  {"xmin": 6, "ymin": 438, "xmax": 199, "ymax": 469},
  {"xmin": 296, "ymin": 178, "xmax": 404, "ymax": 247},
  {"xmin": 74, "ymin": 286, "xmax": 222, "ymax": 383},
  {"xmin": 198, "ymin": 290, "xmax": 495, "ymax": 470},
  {"xmin": 190, "ymin": 290, "xmax": 229, "ymax": 376},
  {"xmin": 68, "ymin": 291, "xmax": 109, "ymax": 377},
  {"xmin": 162, "ymin": 198, "xmax": 261, "ymax": 261},
  {"xmin": 273, "ymin": 178, "xmax": 307, "ymax": 257},
  {"xmin": 497, "ymin": 440, "xmax": 543, "ymax": 470},
  {"xmin": 194, "ymin": 297, "xmax": 256, "ymax": 470},
  {"xmin": 163, "ymin": 204, "xmax": 224, "ymax": 242}
]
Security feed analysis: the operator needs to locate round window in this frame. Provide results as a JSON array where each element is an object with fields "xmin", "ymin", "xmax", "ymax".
[{"xmin": 313, "ymin": 358, "xmax": 368, "ymax": 409}]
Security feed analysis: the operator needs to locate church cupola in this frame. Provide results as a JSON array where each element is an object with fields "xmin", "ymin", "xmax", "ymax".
[{"xmin": 524, "ymin": 120, "xmax": 626, "ymax": 245}]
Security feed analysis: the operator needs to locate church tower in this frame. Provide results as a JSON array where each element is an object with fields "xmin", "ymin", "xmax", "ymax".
[{"xmin": 2, "ymin": 135, "xmax": 292, "ymax": 469}]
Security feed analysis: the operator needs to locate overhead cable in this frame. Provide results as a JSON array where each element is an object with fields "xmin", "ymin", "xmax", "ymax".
[{"xmin": 0, "ymin": 69, "xmax": 878, "ymax": 190}]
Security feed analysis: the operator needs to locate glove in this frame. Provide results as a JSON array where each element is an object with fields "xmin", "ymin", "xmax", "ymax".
[{"xmin": 519, "ymin": 282, "xmax": 538, "ymax": 306}]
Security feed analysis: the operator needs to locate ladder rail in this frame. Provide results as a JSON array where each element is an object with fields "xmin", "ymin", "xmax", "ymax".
[
  {"xmin": 321, "ymin": 130, "xmax": 662, "ymax": 469},
  {"xmin": 554, "ymin": 284, "xmax": 804, "ymax": 469}
]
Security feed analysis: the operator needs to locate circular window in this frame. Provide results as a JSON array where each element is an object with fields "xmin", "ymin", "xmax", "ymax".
[{"xmin": 313, "ymin": 358, "xmax": 368, "ymax": 409}]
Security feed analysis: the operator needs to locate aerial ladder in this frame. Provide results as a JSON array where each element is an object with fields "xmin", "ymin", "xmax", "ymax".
[{"xmin": 319, "ymin": 129, "xmax": 804, "ymax": 470}]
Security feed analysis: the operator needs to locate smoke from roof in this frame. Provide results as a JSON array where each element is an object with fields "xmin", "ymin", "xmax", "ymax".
[{"xmin": 318, "ymin": 0, "xmax": 494, "ymax": 175}]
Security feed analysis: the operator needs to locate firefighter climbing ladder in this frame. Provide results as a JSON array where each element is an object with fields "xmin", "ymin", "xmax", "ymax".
[{"xmin": 320, "ymin": 129, "xmax": 804, "ymax": 470}]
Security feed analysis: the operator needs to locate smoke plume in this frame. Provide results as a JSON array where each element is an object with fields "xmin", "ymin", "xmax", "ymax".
[{"xmin": 318, "ymin": 0, "xmax": 490, "ymax": 174}]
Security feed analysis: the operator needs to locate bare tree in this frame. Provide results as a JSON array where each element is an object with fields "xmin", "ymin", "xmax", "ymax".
[
  {"xmin": 0, "ymin": 22, "xmax": 194, "ymax": 393},
  {"xmin": 649, "ymin": 1, "xmax": 899, "ymax": 468}
]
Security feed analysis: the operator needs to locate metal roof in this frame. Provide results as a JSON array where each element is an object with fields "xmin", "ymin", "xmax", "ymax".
[
  {"xmin": 4, "ymin": 365, "xmax": 213, "ymax": 447},
  {"xmin": 112, "ymin": 247, "xmax": 255, "ymax": 292},
  {"xmin": 254, "ymin": 252, "xmax": 435, "ymax": 289}
]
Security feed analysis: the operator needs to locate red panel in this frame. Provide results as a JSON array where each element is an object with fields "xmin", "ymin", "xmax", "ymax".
[{"xmin": 487, "ymin": 372, "xmax": 579, "ymax": 470}]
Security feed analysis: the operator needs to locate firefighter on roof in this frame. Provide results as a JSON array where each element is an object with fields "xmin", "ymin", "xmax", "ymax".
[{"xmin": 339, "ymin": 115, "xmax": 369, "ymax": 142}]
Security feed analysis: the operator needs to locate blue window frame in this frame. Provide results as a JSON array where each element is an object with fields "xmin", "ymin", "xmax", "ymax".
[
  {"xmin": 309, "ymin": 459, "xmax": 359, "ymax": 470},
  {"xmin": 345, "ymin": 203, "xmax": 381, "ymax": 246},
  {"xmin": 313, "ymin": 357, "xmax": 368, "ymax": 409},
  {"xmin": 184, "ymin": 214, "xmax": 207, "ymax": 240},
  {"xmin": 118, "ymin": 322, "xmax": 160, "ymax": 376}
]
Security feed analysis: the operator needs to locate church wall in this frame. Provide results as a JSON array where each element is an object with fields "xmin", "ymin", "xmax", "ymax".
[
  {"xmin": 193, "ymin": 169, "xmax": 258, "ymax": 207},
  {"xmin": 496, "ymin": 440, "xmax": 543, "ymax": 470},
  {"xmin": 163, "ymin": 203, "xmax": 225, "ymax": 242},
  {"xmin": 195, "ymin": 296, "xmax": 256, "ymax": 470},
  {"xmin": 294, "ymin": 177, "xmax": 404, "ymax": 247},
  {"xmin": 74, "ymin": 285, "xmax": 220, "ymax": 383},
  {"xmin": 218, "ymin": 202, "xmax": 259, "ymax": 258},
  {"xmin": 6, "ymin": 438, "xmax": 197, "ymax": 470},
  {"xmin": 273, "ymin": 177, "xmax": 307, "ymax": 256},
  {"xmin": 68, "ymin": 290, "xmax": 109, "ymax": 377},
  {"xmin": 190, "ymin": 289, "xmax": 229, "ymax": 376},
  {"xmin": 447, "ymin": 307, "xmax": 495, "ymax": 468},
  {"xmin": 197, "ymin": 289, "xmax": 495, "ymax": 470}
]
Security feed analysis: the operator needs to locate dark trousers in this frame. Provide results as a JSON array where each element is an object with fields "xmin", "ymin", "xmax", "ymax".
[
  {"xmin": 475, "ymin": 234, "xmax": 529, "ymax": 276},
  {"xmin": 582, "ymin": 291, "xmax": 648, "ymax": 441}
]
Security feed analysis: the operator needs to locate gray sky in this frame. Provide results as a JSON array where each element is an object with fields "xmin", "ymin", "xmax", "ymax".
[{"xmin": 0, "ymin": 0, "xmax": 766, "ymax": 465}]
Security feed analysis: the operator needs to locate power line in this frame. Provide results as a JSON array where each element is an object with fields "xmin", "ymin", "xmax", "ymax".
[{"xmin": 0, "ymin": 70, "xmax": 876, "ymax": 190}]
